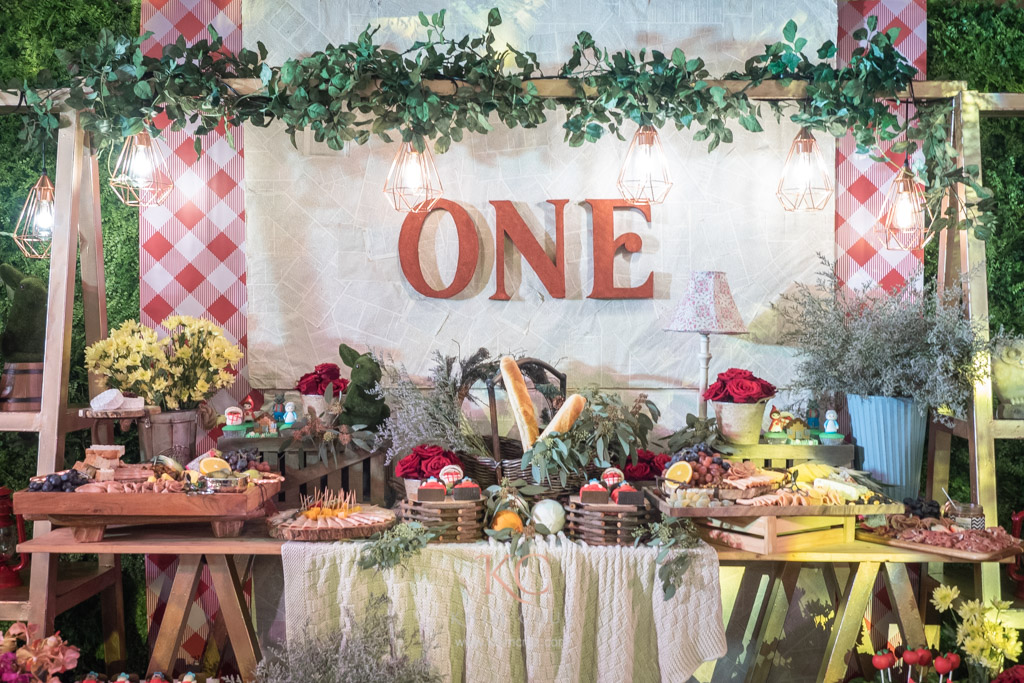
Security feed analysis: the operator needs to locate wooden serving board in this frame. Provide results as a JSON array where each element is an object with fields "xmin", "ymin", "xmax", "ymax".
[
  {"xmin": 646, "ymin": 489, "xmax": 904, "ymax": 518},
  {"xmin": 269, "ymin": 506, "xmax": 396, "ymax": 541},
  {"xmin": 14, "ymin": 477, "xmax": 282, "ymax": 542},
  {"xmin": 78, "ymin": 407, "xmax": 148, "ymax": 420},
  {"xmin": 856, "ymin": 530, "xmax": 1024, "ymax": 562}
]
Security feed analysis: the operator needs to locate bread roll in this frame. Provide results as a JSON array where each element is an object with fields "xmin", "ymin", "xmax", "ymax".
[
  {"xmin": 539, "ymin": 393, "xmax": 587, "ymax": 440},
  {"xmin": 500, "ymin": 356, "xmax": 540, "ymax": 451}
]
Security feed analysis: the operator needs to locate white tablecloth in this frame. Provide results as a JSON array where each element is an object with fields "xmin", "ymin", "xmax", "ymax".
[{"xmin": 281, "ymin": 534, "xmax": 726, "ymax": 682}]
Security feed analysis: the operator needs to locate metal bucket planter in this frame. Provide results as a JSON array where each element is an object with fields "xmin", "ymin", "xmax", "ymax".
[
  {"xmin": 712, "ymin": 400, "xmax": 768, "ymax": 445},
  {"xmin": 139, "ymin": 409, "xmax": 199, "ymax": 465},
  {"xmin": 847, "ymin": 395, "xmax": 927, "ymax": 502}
]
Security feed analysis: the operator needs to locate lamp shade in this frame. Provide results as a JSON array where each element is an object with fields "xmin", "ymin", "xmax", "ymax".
[{"xmin": 665, "ymin": 271, "xmax": 747, "ymax": 334}]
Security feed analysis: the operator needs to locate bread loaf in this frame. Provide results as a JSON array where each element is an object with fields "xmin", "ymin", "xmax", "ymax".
[
  {"xmin": 538, "ymin": 393, "xmax": 587, "ymax": 440},
  {"xmin": 500, "ymin": 356, "xmax": 540, "ymax": 451}
]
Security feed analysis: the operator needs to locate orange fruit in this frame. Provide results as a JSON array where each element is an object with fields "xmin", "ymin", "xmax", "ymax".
[
  {"xmin": 491, "ymin": 509, "xmax": 524, "ymax": 533},
  {"xmin": 664, "ymin": 461, "xmax": 694, "ymax": 491},
  {"xmin": 199, "ymin": 457, "xmax": 230, "ymax": 475}
]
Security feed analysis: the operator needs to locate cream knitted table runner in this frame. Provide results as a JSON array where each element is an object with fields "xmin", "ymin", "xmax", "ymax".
[{"xmin": 281, "ymin": 535, "xmax": 726, "ymax": 682}]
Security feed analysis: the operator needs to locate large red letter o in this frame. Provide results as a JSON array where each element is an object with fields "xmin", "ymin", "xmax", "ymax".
[{"xmin": 398, "ymin": 199, "xmax": 481, "ymax": 298}]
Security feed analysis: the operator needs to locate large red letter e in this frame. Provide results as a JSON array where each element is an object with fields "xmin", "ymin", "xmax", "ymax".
[{"xmin": 586, "ymin": 199, "xmax": 654, "ymax": 299}]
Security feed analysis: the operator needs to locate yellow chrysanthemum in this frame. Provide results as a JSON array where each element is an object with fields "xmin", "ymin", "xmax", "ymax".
[
  {"xmin": 931, "ymin": 584, "xmax": 959, "ymax": 613},
  {"xmin": 958, "ymin": 599, "xmax": 985, "ymax": 624}
]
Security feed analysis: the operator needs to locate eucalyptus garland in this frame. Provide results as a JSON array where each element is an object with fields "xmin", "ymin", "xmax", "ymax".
[{"xmin": 2, "ymin": 9, "xmax": 994, "ymax": 237}]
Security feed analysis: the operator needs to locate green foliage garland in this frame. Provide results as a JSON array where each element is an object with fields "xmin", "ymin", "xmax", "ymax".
[{"xmin": 1, "ymin": 9, "xmax": 997, "ymax": 239}]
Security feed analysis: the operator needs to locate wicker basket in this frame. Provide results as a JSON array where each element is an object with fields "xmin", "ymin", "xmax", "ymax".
[
  {"xmin": 397, "ymin": 498, "xmax": 485, "ymax": 543},
  {"xmin": 564, "ymin": 496, "xmax": 652, "ymax": 547}
]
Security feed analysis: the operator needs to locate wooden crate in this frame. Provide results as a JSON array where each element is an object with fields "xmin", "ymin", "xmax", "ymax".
[
  {"xmin": 13, "ymin": 477, "xmax": 282, "ymax": 542},
  {"xmin": 565, "ymin": 496, "xmax": 652, "ymax": 547},
  {"xmin": 217, "ymin": 435, "xmax": 388, "ymax": 506},
  {"xmin": 723, "ymin": 443, "xmax": 855, "ymax": 471},
  {"xmin": 696, "ymin": 515, "xmax": 854, "ymax": 554},
  {"xmin": 397, "ymin": 498, "xmax": 485, "ymax": 543}
]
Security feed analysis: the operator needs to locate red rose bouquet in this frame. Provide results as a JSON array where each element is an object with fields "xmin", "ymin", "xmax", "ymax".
[
  {"xmin": 702, "ymin": 368, "xmax": 775, "ymax": 404},
  {"xmin": 296, "ymin": 363, "xmax": 350, "ymax": 396},
  {"xmin": 635, "ymin": 449, "xmax": 671, "ymax": 477},
  {"xmin": 394, "ymin": 444, "xmax": 463, "ymax": 480}
]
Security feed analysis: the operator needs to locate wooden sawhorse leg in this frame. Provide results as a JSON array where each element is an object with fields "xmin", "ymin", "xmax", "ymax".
[
  {"xmin": 99, "ymin": 554, "xmax": 127, "ymax": 674},
  {"xmin": 746, "ymin": 562, "xmax": 801, "ymax": 683},
  {"xmin": 819, "ymin": 562, "xmax": 880, "ymax": 683},
  {"xmin": 148, "ymin": 554, "xmax": 260, "ymax": 681}
]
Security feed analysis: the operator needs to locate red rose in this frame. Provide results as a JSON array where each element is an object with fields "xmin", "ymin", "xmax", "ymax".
[
  {"xmin": 326, "ymin": 377, "xmax": 349, "ymax": 395},
  {"xmin": 395, "ymin": 454, "xmax": 422, "ymax": 479},
  {"xmin": 413, "ymin": 444, "xmax": 446, "ymax": 460},
  {"xmin": 757, "ymin": 379, "xmax": 776, "ymax": 397},
  {"xmin": 296, "ymin": 373, "xmax": 320, "ymax": 394},
  {"xmin": 718, "ymin": 368, "xmax": 754, "ymax": 381},
  {"xmin": 315, "ymin": 363, "xmax": 341, "ymax": 381},
  {"xmin": 726, "ymin": 377, "xmax": 767, "ymax": 403},
  {"xmin": 422, "ymin": 456, "xmax": 451, "ymax": 478},
  {"xmin": 636, "ymin": 449, "xmax": 656, "ymax": 462},
  {"xmin": 652, "ymin": 454, "xmax": 671, "ymax": 473},
  {"xmin": 624, "ymin": 462, "xmax": 652, "ymax": 480},
  {"xmin": 703, "ymin": 380, "xmax": 729, "ymax": 402}
]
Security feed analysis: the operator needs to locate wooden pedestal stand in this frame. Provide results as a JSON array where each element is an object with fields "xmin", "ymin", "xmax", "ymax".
[
  {"xmin": 397, "ymin": 498, "xmax": 485, "ymax": 543},
  {"xmin": 0, "ymin": 95, "xmax": 125, "ymax": 670}
]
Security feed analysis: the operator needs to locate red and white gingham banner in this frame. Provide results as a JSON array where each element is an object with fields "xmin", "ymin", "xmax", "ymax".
[
  {"xmin": 835, "ymin": 0, "xmax": 927, "ymax": 294},
  {"xmin": 141, "ymin": 0, "xmax": 248, "ymax": 670}
]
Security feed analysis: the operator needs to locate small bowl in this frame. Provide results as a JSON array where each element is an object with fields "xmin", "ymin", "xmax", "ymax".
[
  {"xmin": 204, "ymin": 472, "xmax": 249, "ymax": 493},
  {"xmin": 819, "ymin": 433, "xmax": 845, "ymax": 446}
]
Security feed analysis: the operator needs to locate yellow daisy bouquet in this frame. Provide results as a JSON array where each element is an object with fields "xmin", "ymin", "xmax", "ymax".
[
  {"xmin": 85, "ymin": 316, "xmax": 242, "ymax": 410},
  {"xmin": 931, "ymin": 583, "xmax": 1022, "ymax": 677},
  {"xmin": 84, "ymin": 320, "xmax": 172, "ymax": 405}
]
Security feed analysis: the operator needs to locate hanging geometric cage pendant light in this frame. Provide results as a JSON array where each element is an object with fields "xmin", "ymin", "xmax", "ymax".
[
  {"xmin": 109, "ymin": 130, "xmax": 173, "ymax": 207},
  {"xmin": 13, "ymin": 172, "xmax": 55, "ymax": 260},
  {"xmin": 617, "ymin": 124, "xmax": 672, "ymax": 205},
  {"xmin": 383, "ymin": 141, "xmax": 443, "ymax": 213},
  {"xmin": 875, "ymin": 163, "xmax": 928, "ymax": 251},
  {"xmin": 776, "ymin": 127, "xmax": 833, "ymax": 212}
]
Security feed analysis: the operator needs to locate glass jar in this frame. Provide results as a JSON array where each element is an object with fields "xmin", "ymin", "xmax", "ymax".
[{"xmin": 944, "ymin": 501, "xmax": 986, "ymax": 530}]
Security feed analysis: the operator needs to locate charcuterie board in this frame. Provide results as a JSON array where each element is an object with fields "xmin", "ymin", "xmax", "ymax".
[
  {"xmin": 856, "ymin": 530, "xmax": 1024, "ymax": 562},
  {"xmin": 269, "ymin": 506, "xmax": 396, "ymax": 541},
  {"xmin": 14, "ymin": 475, "xmax": 282, "ymax": 542},
  {"xmin": 646, "ymin": 489, "xmax": 904, "ymax": 518}
]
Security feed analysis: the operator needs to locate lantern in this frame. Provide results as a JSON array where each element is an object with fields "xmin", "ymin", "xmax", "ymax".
[
  {"xmin": 876, "ymin": 163, "xmax": 927, "ymax": 251},
  {"xmin": 109, "ymin": 130, "xmax": 173, "ymax": 207},
  {"xmin": 776, "ymin": 127, "xmax": 833, "ymax": 212},
  {"xmin": 383, "ymin": 141, "xmax": 443, "ymax": 213},
  {"xmin": 0, "ymin": 487, "xmax": 27, "ymax": 588},
  {"xmin": 13, "ymin": 172, "xmax": 55, "ymax": 260},
  {"xmin": 617, "ymin": 124, "xmax": 672, "ymax": 205}
]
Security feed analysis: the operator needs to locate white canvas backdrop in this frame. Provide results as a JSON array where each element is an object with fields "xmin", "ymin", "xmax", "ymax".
[{"xmin": 242, "ymin": 0, "xmax": 837, "ymax": 426}]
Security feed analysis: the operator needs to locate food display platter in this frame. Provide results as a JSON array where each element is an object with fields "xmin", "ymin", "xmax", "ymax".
[
  {"xmin": 645, "ymin": 489, "xmax": 904, "ymax": 518},
  {"xmin": 268, "ymin": 505, "xmax": 396, "ymax": 541},
  {"xmin": 13, "ymin": 474, "xmax": 283, "ymax": 542},
  {"xmin": 856, "ymin": 530, "xmax": 1024, "ymax": 562}
]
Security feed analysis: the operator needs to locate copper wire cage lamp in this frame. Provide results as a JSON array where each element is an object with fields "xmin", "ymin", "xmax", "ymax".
[
  {"xmin": 109, "ymin": 129, "xmax": 173, "ymax": 207},
  {"xmin": 383, "ymin": 141, "xmax": 443, "ymax": 213},
  {"xmin": 617, "ymin": 124, "xmax": 673, "ymax": 205},
  {"xmin": 13, "ymin": 137, "xmax": 56, "ymax": 260},
  {"xmin": 776, "ymin": 127, "xmax": 833, "ymax": 212}
]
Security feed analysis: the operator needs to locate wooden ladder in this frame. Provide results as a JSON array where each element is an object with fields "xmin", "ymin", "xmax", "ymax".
[{"xmin": 0, "ymin": 95, "xmax": 126, "ymax": 670}]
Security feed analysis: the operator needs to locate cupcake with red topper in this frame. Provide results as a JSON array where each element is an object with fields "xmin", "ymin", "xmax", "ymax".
[
  {"xmin": 611, "ymin": 481, "xmax": 643, "ymax": 506},
  {"xmin": 416, "ymin": 476, "xmax": 447, "ymax": 502},
  {"xmin": 453, "ymin": 477, "xmax": 482, "ymax": 501},
  {"xmin": 579, "ymin": 479, "xmax": 609, "ymax": 504},
  {"xmin": 600, "ymin": 467, "xmax": 624, "ymax": 488}
]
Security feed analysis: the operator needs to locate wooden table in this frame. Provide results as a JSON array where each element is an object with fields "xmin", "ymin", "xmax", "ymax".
[
  {"xmin": 20, "ymin": 525, "xmax": 283, "ymax": 681},
  {"xmin": 21, "ymin": 525, "xmax": 1008, "ymax": 683},
  {"xmin": 710, "ymin": 542, "xmax": 1013, "ymax": 682}
]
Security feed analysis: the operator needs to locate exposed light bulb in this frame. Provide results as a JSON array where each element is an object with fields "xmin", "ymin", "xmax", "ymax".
[
  {"xmin": 617, "ymin": 125, "xmax": 672, "ymax": 205},
  {"xmin": 876, "ymin": 164, "xmax": 927, "ymax": 251},
  {"xmin": 129, "ymin": 151, "xmax": 154, "ymax": 184},
  {"xmin": 776, "ymin": 128, "xmax": 833, "ymax": 212},
  {"xmin": 383, "ymin": 141, "xmax": 443, "ymax": 212},
  {"xmin": 32, "ymin": 200, "xmax": 54, "ymax": 238}
]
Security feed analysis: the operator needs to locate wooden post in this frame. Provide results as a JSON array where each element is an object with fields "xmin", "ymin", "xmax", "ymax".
[
  {"xmin": 28, "ymin": 111, "xmax": 84, "ymax": 633},
  {"xmin": 959, "ymin": 92, "xmax": 1001, "ymax": 601}
]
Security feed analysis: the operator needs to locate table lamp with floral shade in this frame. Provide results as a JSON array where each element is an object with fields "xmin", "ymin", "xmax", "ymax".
[{"xmin": 664, "ymin": 271, "xmax": 748, "ymax": 419}]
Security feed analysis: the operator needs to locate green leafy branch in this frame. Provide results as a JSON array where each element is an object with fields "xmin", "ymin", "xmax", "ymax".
[
  {"xmin": 358, "ymin": 521, "xmax": 446, "ymax": 571},
  {"xmin": 633, "ymin": 518, "xmax": 701, "ymax": 600}
]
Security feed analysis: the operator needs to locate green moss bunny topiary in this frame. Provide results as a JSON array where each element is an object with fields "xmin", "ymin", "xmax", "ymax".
[
  {"xmin": 0, "ymin": 264, "xmax": 47, "ymax": 363},
  {"xmin": 338, "ymin": 343, "xmax": 390, "ymax": 431}
]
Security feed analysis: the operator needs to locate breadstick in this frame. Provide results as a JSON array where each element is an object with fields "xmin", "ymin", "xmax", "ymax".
[
  {"xmin": 500, "ymin": 356, "xmax": 540, "ymax": 451},
  {"xmin": 538, "ymin": 393, "xmax": 587, "ymax": 441}
]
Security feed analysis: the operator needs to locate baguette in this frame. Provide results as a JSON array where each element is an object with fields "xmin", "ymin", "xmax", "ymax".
[
  {"xmin": 539, "ymin": 393, "xmax": 587, "ymax": 441},
  {"xmin": 500, "ymin": 356, "xmax": 540, "ymax": 451}
]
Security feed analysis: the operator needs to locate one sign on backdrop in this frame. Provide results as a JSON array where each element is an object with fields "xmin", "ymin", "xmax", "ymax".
[{"xmin": 242, "ymin": 0, "xmax": 838, "ymax": 425}]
